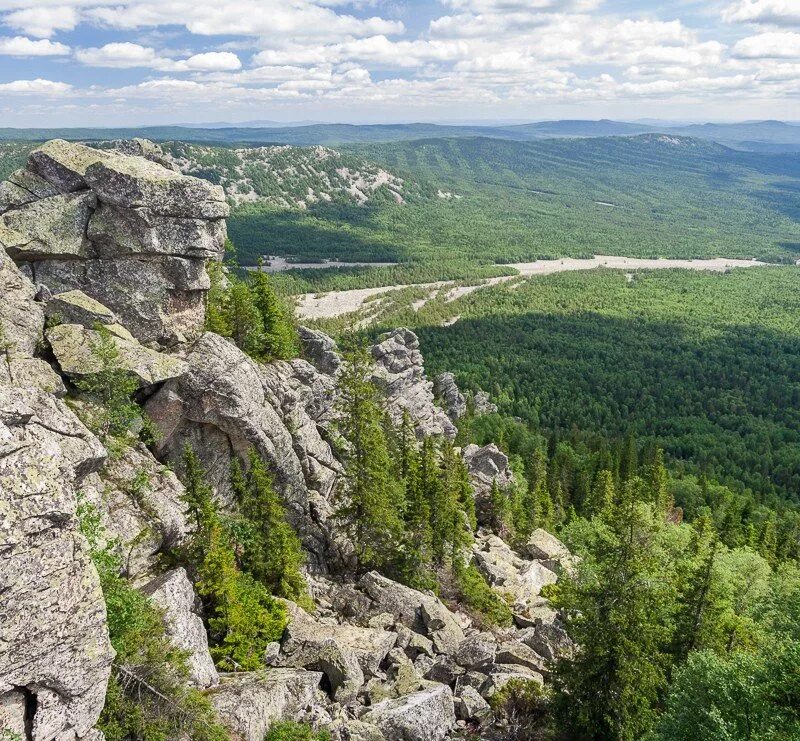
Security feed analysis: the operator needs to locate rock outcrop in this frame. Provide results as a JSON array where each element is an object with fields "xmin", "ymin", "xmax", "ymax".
[
  {"xmin": 0, "ymin": 139, "xmax": 228, "ymax": 346},
  {"xmin": 462, "ymin": 443, "xmax": 515, "ymax": 525},
  {"xmin": 434, "ymin": 372, "xmax": 466, "ymax": 422},
  {"xmin": 371, "ymin": 328, "xmax": 455, "ymax": 439},
  {"xmin": 0, "ymin": 386, "xmax": 113, "ymax": 740}
]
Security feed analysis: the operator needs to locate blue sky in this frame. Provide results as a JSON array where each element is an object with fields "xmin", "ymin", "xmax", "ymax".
[{"xmin": 0, "ymin": 0, "xmax": 797, "ymax": 127}]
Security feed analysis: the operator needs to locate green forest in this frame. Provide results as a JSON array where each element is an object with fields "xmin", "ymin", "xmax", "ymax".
[{"xmin": 229, "ymin": 135, "xmax": 800, "ymax": 266}]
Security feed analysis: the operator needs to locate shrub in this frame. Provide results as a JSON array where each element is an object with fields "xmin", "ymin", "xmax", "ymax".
[
  {"xmin": 263, "ymin": 721, "xmax": 330, "ymax": 741},
  {"xmin": 76, "ymin": 495, "xmax": 229, "ymax": 741},
  {"xmin": 455, "ymin": 563, "xmax": 514, "ymax": 627}
]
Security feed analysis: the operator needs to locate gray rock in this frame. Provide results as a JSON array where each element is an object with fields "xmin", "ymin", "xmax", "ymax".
[
  {"xmin": 339, "ymin": 720, "xmax": 387, "ymax": 740},
  {"xmin": 142, "ymin": 568, "xmax": 219, "ymax": 688},
  {"xmin": 0, "ymin": 691, "xmax": 26, "ymax": 737},
  {"xmin": 472, "ymin": 533, "xmax": 558, "ymax": 610},
  {"xmin": 298, "ymin": 325, "xmax": 341, "ymax": 375},
  {"xmin": 45, "ymin": 290, "xmax": 117, "ymax": 328},
  {"xmin": 472, "ymin": 390, "xmax": 497, "ymax": 416},
  {"xmin": 423, "ymin": 654, "xmax": 465, "ymax": 685},
  {"xmin": 519, "ymin": 623, "xmax": 574, "ymax": 663},
  {"xmin": 312, "ymin": 638, "xmax": 364, "ymax": 704},
  {"xmin": 88, "ymin": 202, "xmax": 226, "ymax": 259},
  {"xmin": 0, "ymin": 192, "xmax": 95, "ymax": 261},
  {"xmin": 525, "ymin": 528, "xmax": 570, "ymax": 562},
  {"xmin": 359, "ymin": 572, "xmax": 465, "ymax": 654},
  {"xmin": 84, "ymin": 154, "xmax": 228, "ymax": 219},
  {"xmin": 209, "ymin": 670, "xmax": 329, "ymax": 741},
  {"xmin": 27, "ymin": 139, "xmax": 110, "ymax": 192},
  {"xmin": 0, "ymin": 386, "xmax": 113, "ymax": 740},
  {"xmin": 362, "ymin": 684, "xmax": 456, "ymax": 741},
  {"xmin": 80, "ymin": 442, "xmax": 189, "ymax": 581},
  {"xmin": 454, "ymin": 633, "xmax": 497, "ymax": 669},
  {"xmin": 47, "ymin": 323, "xmax": 187, "ymax": 387},
  {"xmin": 455, "ymin": 685, "xmax": 491, "ymax": 721},
  {"xmin": 370, "ymin": 328, "xmax": 456, "ymax": 439},
  {"xmin": 481, "ymin": 669, "xmax": 544, "ymax": 700},
  {"xmin": 462, "ymin": 444, "xmax": 515, "ymax": 526},
  {"xmin": 0, "ymin": 243, "xmax": 43, "ymax": 357},
  {"xmin": 433, "ymin": 372, "xmax": 466, "ymax": 421},
  {"xmin": 495, "ymin": 641, "xmax": 549, "ymax": 675},
  {"xmin": 146, "ymin": 332, "xmax": 347, "ymax": 569}
]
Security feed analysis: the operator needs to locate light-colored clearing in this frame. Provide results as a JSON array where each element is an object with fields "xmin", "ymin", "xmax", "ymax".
[
  {"xmin": 294, "ymin": 255, "xmax": 771, "ymax": 320},
  {"xmin": 252, "ymin": 257, "xmax": 398, "ymax": 273}
]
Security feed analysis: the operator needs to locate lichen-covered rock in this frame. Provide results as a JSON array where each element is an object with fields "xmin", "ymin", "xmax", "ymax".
[
  {"xmin": 142, "ymin": 568, "xmax": 219, "ymax": 688},
  {"xmin": 88, "ymin": 203, "xmax": 226, "ymax": 259},
  {"xmin": 359, "ymin": 572, "xmax": 465, "ymax": 654},
  {"xmin": 454, "ymin": 633, "xmax": 497, "ymax": 669},
  {"xmin": 145, "ymin": 332, "xmax": 347, "ymax": 569},
  {"xmin": 370, "ymin": 328, "xmax": 455, "ymax": 439},
  {"xmin": 361, "ymin": 684, "xmax": 456, "ymax": 741},
  {"xmin": 0, "ymin": 192, "xmax": 95, "ymax": 261},
  {"xmin": 80, "ymin": 442, "xmax": 189, "ymax": 582},
  {"xmin": 209, "ymin": 670, "xmax": 329, "ymax": 741},
  {"xmin": 84, "ymin": 155, "xmax": 228, "ymax": 219},
  {"xmin": 472, "ymin": 390, "xmax": 497, "ymax": 416},
  {"xmin": 472, "ymin": 533, "xmax": 558, "ymax": 610},
  {"xmin": 454, "ymin": 685, "xmax": 491, "ymax": 722},
  {"xmin": 433, "ymin": 372, "xmax": 466, "ymax": 422},
  {"xmin": 524, "ymin": 528, "xmax": 576, "ymax": 575},
  {"xmin": 495, "ymin": 640, "xmax": 549, "ymax": 675},
  {"xmin": 298, "ymin": 325, "xmax": 341, "ymax": 376},
  {"xmin": 47, "ymin": 323, "xmax": 186, "ymax": 387},
  {"xmin": 45, "ymin": 289, "xmax": 117, "ymax": 328},
  {"xmin": 3, "ymin": 140, "xmax": 227, "ymax": 346},
  {"xmin": 0, "ymin": 243, "xmax": 44, "ymax": 357},
  {"xmin": 0, "ymin": 386, "xmax": 113, "ymax": 740},
  {"xmin": 462, "ymin": 444, "xmax": 515, "ymax": 525}
]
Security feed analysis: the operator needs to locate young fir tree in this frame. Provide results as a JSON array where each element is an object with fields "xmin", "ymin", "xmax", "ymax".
[
  {"xmin": 230, "ymin": 451, "xmax": 307, "ymax": 602},
  {"xmin": 180, "ymin": 446, "xmax": 285, "ymax": 671},
  {"xmin": 204, "ymin": 260, "xmax": 233, "ymax": 337},
  {"xmin": 649, "ymin": 448, "xmax": 670, "ymax": 513},
  {"xmin": 250, "ymin": 266, "xmax": 299, "ymax": 361},
  {"xmin": 336, "ymin": 345, "xmax": 405, "ymax": 571},
  {"xmin": 227, "ymin": 279, "xmax": 264, "ymax": 358},
  {"xmin": 439, "ymin": 441, "xmax": 475, "ymax": 565}
]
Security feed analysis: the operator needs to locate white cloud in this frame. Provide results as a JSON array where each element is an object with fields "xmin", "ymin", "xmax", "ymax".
[
  {"xmin": 4, "ymin": 5, "xmax": 78, "ymax": 37},
  {"xmin": 723, "ymin": 0, "xmax": 800, "ymax": 27},
  {"xmin": 76, "ymin": 42, "xmax": 242, "ymax": 71},
  {"xmin": 0, "ymin": 78, "xmax": 72, "ymax": 93},
  {"xmin": 76, "ymin": 42, "xmax": 161, "ymax": 67},
  {"xmin": 0, "ymin": 35, "xmax": 69, "ymax": 54},
  {"xmin": 732, "ymin": 31, "xmax": 800, "ymax": 58}
]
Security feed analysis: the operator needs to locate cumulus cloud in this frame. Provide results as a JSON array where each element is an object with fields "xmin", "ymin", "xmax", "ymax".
[
  {"xmin": 4, "ymin": 5, "xmax": 79, "ymax": 37},
  {"xmin": 723, "ymin": 0, "xmax": 800, "ymax": 27},
  {"xmin": 0, "ymin": 78, "xmax": 72, "ymax": 93},
  {"xmin": 732, "ymin": 31, "xmax": 800, "ymax": 59},
  {"xmin": 0, "ymin": 35, "xmax": 69, "ymax": 55},
  {"xmin": 76, "ymin": 43, "xmax": 242, "ymax": 71}
]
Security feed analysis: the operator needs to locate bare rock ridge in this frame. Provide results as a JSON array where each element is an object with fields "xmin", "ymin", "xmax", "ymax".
[
  {"xmin": 0, "ymin": 139, "xmax": 572, "ymax": 740},
  {"xmin": 0, "ymin": 139, "xmax": 228, "ymax": 346}
]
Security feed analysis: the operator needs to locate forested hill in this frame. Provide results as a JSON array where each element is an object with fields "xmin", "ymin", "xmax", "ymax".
[{"xmin": 229, "ymin": 133, "xmax": 800, "ymax": 265}]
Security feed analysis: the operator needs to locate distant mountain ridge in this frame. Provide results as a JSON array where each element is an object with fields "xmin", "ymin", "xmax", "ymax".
[{"xmin": 1, "ymin": 119, "xmax": 798, "ymax": 151}]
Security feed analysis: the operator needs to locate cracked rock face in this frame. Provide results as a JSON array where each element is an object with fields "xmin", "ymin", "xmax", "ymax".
[
  {"xmin": 145, "ymin": 332, "xmax": 349, "ymax": 570},
  {"xmin": 370, "ymin": 328, "xmax": 456, "ymax": 439},
  {"xmin": 0, "ymin": 139, "xmax": 228, "ymax": 346},
  {"xmin": 0, "ymin": 386, "xmax": 113, "ymax": 741}
]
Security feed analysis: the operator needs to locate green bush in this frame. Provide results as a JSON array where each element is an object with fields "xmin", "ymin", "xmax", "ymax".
[
  {"xmin": 263, "ymin": 721, "xmax": 330, "ymax": 741},
  {"xmin": 455, "ymin": 563, "xmax": 514, "ymax": 627}
]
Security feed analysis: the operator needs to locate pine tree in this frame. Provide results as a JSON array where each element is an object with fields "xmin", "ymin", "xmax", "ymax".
[
  {"xmin": 336, "ymin": 345, "xmax": 405, "ymax": 570},
  {"xmin": 585, "ymin": 468, "xmax": 615, "ymax": 519},
  {"xmin": 251, "ymin": 265, "xmax": 299, "ymax": 360},
  {"xmin": 228, "ymin": 279, "xmax": 264, "ymax": 357},
  {"xmin": 439, "ymin": 441, "xmax": 475, "ymax": 564},
  {"xmin": 231, "ymin": 450, "xmax": 307, "ymax": 602},
  {"xmin": 649, "ymin": 448, "xmax": 670, "ymax": 513},
  {"xmin": 204, "ymin": 260, "xmax": 232, "ymax": 337},
  {"xmin": 619, "ymin": 430, "xmax": 638, "ymax": 484}
]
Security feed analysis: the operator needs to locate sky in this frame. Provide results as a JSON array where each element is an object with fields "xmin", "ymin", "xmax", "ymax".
[{"xmin": 0, "ymin": 0, "xmax": 797, "ymax": 127}]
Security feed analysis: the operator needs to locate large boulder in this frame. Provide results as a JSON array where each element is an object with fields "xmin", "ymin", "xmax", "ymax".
[
  {"xmin": 524, "ymin": 528, "xmax": 576, "ymax": 575},
  {"xmin": 45, "ymin": 289, "xmax": 117, "ymax": 328},
  {"xmin": 462, "ymin": 444, "xmax": 515, "ymax": 525},
  {"xmin": 80, "ymin": 442, "xmax": 189, "ymax": 582},
  {"xmin": 472, "ymin": 533, "xmax": 558, "ymax": 611},
  {"xmin": 361, "ymin": 684, "xmax": 456, "ymax": 741},
  {"xmin": 433, "ymin": 372, "xmax": 466, "ymax": 422},
  {"xmin": 370, "ymin": 328, "xmax": 455, "ymax": 439},
  {"xmin": 2, "ymin": 140, "xmax": 227, "ymax": 345},
  {"xmin": 142, "ymin": 568, "xmax": 219, "ymax": 688},
  {"xmin": 298, "ymin": 325, "xmax": 341, "ymax": 376},
  {"xmin": 0, "ymin": 386, "xmax": 113, "ymax": 740},
  {"xmin": 47, "ymin": 323, "xmax": 186, "ymax": 387},
  {"xmin": 209, "ymin": 670, "xmax": 329, "ymax": 741},
  {"xmin": 359, "ymin": 572, "xmax": 465, "ymax": 655}
]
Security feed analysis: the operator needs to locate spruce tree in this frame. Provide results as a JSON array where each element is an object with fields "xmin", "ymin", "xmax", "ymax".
[
  {"xmin": 585, "ymin": 468, "xmax": 615, "ymax": 519},
  {"xmin": 251, "ymin": 265, "xmax": 299, "ymax": 360},
  {"xmin": 228, "ymin": 279, "xmax": 264, "ymax": 357},
  {"xmin": 336, "ymin": 345, "xmax": 405, "ymax": 570},
  {"xmin": 649, "ymin": 448, "xmax": 670, "ymax": 513},
  {"xmin": 231, "ymin": 451, "xmax": 307, "ymax": 602}
]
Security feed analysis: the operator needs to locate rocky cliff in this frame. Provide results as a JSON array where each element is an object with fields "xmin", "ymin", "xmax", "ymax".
[{"xmin": 0, "ymin": 140, "xmax": 571, "ymax": 741}]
